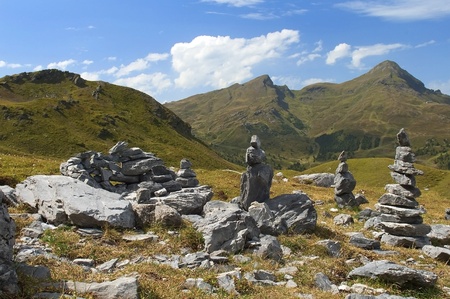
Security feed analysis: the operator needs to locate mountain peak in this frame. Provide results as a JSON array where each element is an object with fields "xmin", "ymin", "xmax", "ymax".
[
  {"xmin": 244, "ymin": 74, "xmax": 274, "ymax": 88},
  {"xmin": 360, "ymin": 60, "xmax": 426, "ymax": 93},
  {"xmin": 2, "ymin": 69, "xmax": 85, "ymax": 86}
]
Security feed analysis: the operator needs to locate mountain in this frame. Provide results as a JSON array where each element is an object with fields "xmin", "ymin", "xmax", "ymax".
[
  {"xmin": 0, "ymin": 69, "xmax": 237, "ymax": 170},
  {"xmin": 165, "ymin": 61, "xmax": 450, "ymax": 169}
]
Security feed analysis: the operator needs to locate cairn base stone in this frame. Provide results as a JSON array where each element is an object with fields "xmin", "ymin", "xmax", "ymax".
[
  {"xmin": 381, "ymin": 233, "xmax": 430, "ymax": 249},
  {"xmin": 239, "ymin": 163, "xmax": 273, "ymax": 211}
]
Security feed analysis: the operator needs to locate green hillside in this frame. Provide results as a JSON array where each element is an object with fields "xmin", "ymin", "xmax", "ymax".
[
  {"xmin": 0, "ymin": 70, "xmax": 238, "ymax": 173},
  {"xmin": 166, "ymin": 61, "xmax": 450, "ymax": 169}
]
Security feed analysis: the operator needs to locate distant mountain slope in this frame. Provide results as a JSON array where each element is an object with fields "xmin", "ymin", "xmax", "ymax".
[
  {"xmin": 166, "ymin": 61, "xmax": 450, "ymax": 168},
  {"xmin": 0, "ymin": 69, "xmax": 237, "ymax": 170}
]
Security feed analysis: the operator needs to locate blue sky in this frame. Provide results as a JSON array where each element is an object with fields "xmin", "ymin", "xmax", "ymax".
[{"xmin": 1, "ymin": 0, "xmax": 450, "ymax": 102}]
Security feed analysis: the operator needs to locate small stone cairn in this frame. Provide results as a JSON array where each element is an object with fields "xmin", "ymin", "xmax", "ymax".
[
  {"xmin": 376, "ymin": 128, "xmax": 431, "ymax": 248},
  {"xmin": 60, "ymin": 141, "xmax": 194, "ymax": 196},
  {"xmin": 176, "ymin": 158, "xmax": 199, "ymax": 188},
  {"xmin": 333, "ymin": 151, "xmax": 357, "ymax": 208},
  {"xmin": 237, "ymin": 135, "xmax": 273, "ymax": 211}
]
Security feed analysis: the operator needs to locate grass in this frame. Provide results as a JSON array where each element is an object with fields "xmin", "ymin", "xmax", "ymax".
[{"xmin": 5, "ymin": 153, "xmax": 450, "ymax": 298}]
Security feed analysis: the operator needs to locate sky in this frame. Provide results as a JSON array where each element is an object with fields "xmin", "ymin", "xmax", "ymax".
[{"xmin": 1, "ymin": 0, "xmax": 450, "ymax": 103}]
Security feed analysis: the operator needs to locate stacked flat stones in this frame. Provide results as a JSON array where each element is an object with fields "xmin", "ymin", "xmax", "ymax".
[
  {"xmin": 376, "ymin": 128, "xmax": 430, "ymax": 248},
  {"xmin": 60, "ymin": 141, "xmax": 184, "ymax": 195},
  {"xmin": 176, "ymin": 158, "xmax": 199, "ymax": 188},
  {"xmin": 334, "ymin": 151, "xmax": 357, "ymax": 208}
]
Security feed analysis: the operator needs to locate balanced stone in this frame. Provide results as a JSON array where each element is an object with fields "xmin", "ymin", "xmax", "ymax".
[{"xmin": 333, "ymin": 151, "xmax": 358, "ymax": 208}]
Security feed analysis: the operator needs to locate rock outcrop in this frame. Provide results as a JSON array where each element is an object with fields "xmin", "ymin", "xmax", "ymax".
[{"xmin": 0, "ymin": 190, "xmax": 19, "ymax": 296}]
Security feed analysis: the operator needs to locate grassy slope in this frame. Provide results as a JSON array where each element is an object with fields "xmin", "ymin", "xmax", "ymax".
[{"xmin": 0, "ymin": 71, "xmax": 238, "ymax": 173}]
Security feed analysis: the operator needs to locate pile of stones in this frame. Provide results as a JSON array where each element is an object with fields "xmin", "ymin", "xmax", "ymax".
[
  {"xmin": 375, "ymin": 128, "xmax": 431, "ymax": 248},
  {"xmin": 60, "ymin": 141, "xmax": 196, "ymax": 196},
  {"xmin": 334, "ymin": 151, "xmax": 357, "ymax": 208}
]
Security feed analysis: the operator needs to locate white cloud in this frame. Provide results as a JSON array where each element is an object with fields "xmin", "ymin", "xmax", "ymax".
[
  {"xmin": 326, "ymin": 42, "xmax": 406, "ymax": 68},
  {"xmin": 113, "ymin": 73, "xmax": 172, "ymax": 96},
  {"xmin": 241, "ymin": 12, "xmax": 277, "ymax": 20},
  {"xmin": 82, "ymin": 60, "xmax": 94, "ymax": 65},
  {"xmin": 33, "ymin": 65, "xmax": 43, "ymax": 71},
  {"xmin": 336, "ymin": 0, "xmax": 450, "ymax": 21},
  {"xmin": 107, "ymin": 56, "xmax": 117, "ymax": 61},
  {"xmin": 313, "ymin": 40, "xmax": 323, "ymax": 52},
  {"xmin": 115, "ymin": 53, "xmax": 169, "ymax": 77},
  {"xmin": 351, "ymin": 43, "xmax": 406, "ymax": 67},
  {"xmin": 428, "ymin": 79, "xmax": 450, "ymax": 95},
  {"xmin": 171, "ymin": 29, "xmax": 300, "ymax": 89},
  {"xmin": 0, "ymin": 60, "xmax": 23, "ymax": 68},
  {"xmin": 296, "ymin": 53, "xmax": 321, "ymax": 65},
  {"xmin": 302, "ymin": 77, "xmax": 335, "ymax": 86},
  {"xmin": 415, "ymin": 40, "xmax": 435, "ymax": 48},
  {"xmin": 80, "ymin": 66, "xmax": 119, "ymax": 81},
  {"xmin": 47, "ymin": 59, "xmax": 76, "ymax": 70},
  {"xmin": 202, "ymin": 0, "xmax": 263, "ymax": 7},
  {"xmin": 326, "ymin": 43, "xmax": 352, "ymax": 64}
]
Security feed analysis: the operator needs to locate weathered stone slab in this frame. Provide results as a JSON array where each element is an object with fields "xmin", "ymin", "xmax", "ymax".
[
  {"xmin": 15, "ymin": 175, "xmax": 135, "ymax": 228},
  {"xmin": 348, "ymin": 260, "xmax": 437, "ymax": 287},
  {"xmin": 395, "ymin": 146, "xmax": 415, "ymax": 163},
  {"xmin": 422, "ymin": 245, "xmax": 450, "ymax": 263},
  {"xmin": 385, "ymin": 184, "xmax": 421, "ymax": 199},
  {"xmin": 378, "ymin": 222, "xmax": 431, "ymax": 237},
  {"xmin": 378, "ymin": 193, "xmax": 418, "ymax": 208},
  {"xmin": 375, "ymin": 204, "xmax": 425, "ymax": 218},
  {"xmin": 381, "ymin": 233, "xmax": 430, "ymax": 248},
  {"xmin": 427, "ymin": 224, "xmax": 450, "ymax": 246},
  {"xmin": 379, "ymin": 213, "xmax": 423, "ymax": 224},
  {"xmin": 293, "ymin": 173, "xmax": 335, "ymax": 187},
  {"xmin": 390, "ymin": 172, "xmax": 416, "ymax": 186},
  {"xmin": 121, "ymin": 157, "xmax": 163, "ymax": 176}
]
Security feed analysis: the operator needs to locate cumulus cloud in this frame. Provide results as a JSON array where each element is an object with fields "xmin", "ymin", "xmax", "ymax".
[
  {"xmin": 171, "ymin": 29, "xmax": 300, "ymax": 89},
  {"xmin": 33, "ymin": 65, "xmax": 43, "ymax": 71},
  {"xmin": 47, "ymin": 59, "xmax": 76, "ymax": 70},
  {"xmin": 0, "ymin": 60, "xmax": 23, "ymax": 68},
  {"xmin": 82, "ymin": 60, "xmax": 94, "ymax": 65},
  {"xmin": 202, "ymin": 0, "xmax": 263, "ymax": 7},
  {"xmin": 326, "ymin": 43, "xmax": 352, "ymax": 65},
  {"xmin": 326, "ymin": 42, "xmax": 406, "ymax": 68},
  {"xmin": 115, "ymin": 53, "xmax": 169, "ymax": 77},
  {"xmin": 336, "ymin": 0, "xmax": 450, "ymax": 21},
  {"xmin": 113, "ymin": 73, "xmax": 172, "ymax": 96}
]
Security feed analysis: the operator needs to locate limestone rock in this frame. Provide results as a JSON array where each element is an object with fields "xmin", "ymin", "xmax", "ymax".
[
  {"xmin": 15, "ymin": 175, "xmax": 135, "ymax": 228},
  {"xmin": 348, "ymin": 260, "xmax": 437, "ymax": 287}
]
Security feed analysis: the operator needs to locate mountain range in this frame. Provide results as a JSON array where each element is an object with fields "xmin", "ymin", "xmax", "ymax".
[{"xmin": 165, "ymin": 61, "xmax": 450, "ymax": 169}]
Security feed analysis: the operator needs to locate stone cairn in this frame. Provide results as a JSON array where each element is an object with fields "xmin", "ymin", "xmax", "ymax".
[
  {"xmin": 60, "ymin": 141, "xmax": 194, "ymax": 197},
  {"xmin": 333, "ymin": 151, "xmax": 357, "ymax": 208},
  {"xmin": 237, "ymin": 135, "xmax": 273, "ymax": 211},
  {"xmin": 376, "ymin": 128, "xmax": 431, "ymax": 248},
  {"xmin": 176, "ymin": 158, "xmax": 199, "ymax": 188}
]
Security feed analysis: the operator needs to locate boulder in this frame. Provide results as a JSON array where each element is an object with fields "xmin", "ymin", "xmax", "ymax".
[
  {"xmin": 194, "ymin": 200, "xmax": 260, "ymax": 253},
  {"xmin": 248, "ymin": 201, "xmax": 287, "ymax": 236},
  {"xmin": 15, "ymin": 175, "xmax": 135, "ymax": 228},
  {"xmin": 157, "ymin": 186, "xmax": 213, "ymax": 215},
  {"xmin": 422, "ymin": 245, "xmax": 450, "ymax": 263},
  {"xmin": 293, "ymin": 173, "xmax": 335, "ymax": 187},
  {"xmin": 265, "ymin": 192, "xmax": 317, "ymax": 234},
  {"xmin": 427, "ymin": 224, "xmax": 450, "ymax": 245}
]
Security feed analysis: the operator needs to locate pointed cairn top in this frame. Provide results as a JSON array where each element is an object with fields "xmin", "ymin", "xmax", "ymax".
[
  {"xmin": 396, "ymin": 128, "xmax": 411, "ymax": 147},
  {"xmin": 338, "ymin": 150, "xmax": 347, "ymax": 162}
]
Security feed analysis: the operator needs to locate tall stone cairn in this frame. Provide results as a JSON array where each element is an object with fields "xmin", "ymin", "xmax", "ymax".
[
  {"xmin": 376, "ymin": 128, "xmax": 431, "ymax": 248},
  {"xmin": 334, "ymin": 151, "xmax": 357, "ymax": 208}
]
